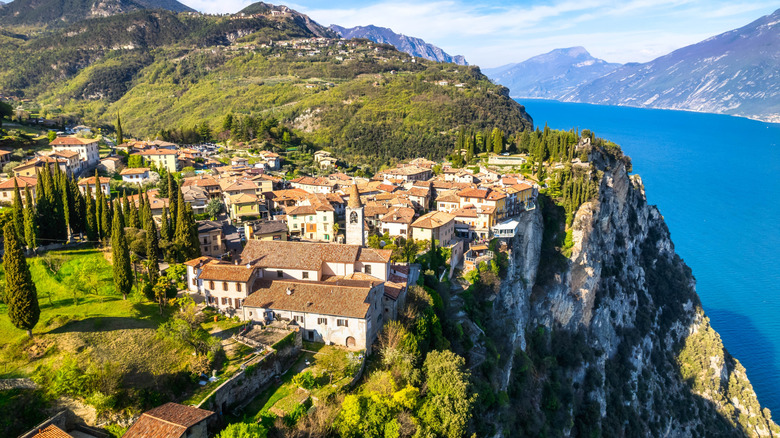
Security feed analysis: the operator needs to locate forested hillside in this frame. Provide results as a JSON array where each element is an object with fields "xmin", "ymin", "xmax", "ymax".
[{"xmin": 0, "ymin": 5, "xmax": 531, "ymax": 163}]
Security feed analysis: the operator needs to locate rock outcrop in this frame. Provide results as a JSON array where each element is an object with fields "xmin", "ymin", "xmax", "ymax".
[{"xmin": 479, "ymin": 145, "xmax": 778, "ymax": 436}]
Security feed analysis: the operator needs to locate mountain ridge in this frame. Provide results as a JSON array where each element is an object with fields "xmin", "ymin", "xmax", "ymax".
[
  {"xmin": 0, "ymin": 0, "xmax": 195, "ymax": 28},
  {"xmin": 483, "ymin": 46, "xmax": 620, "ymax": 99},
  {"xmin": 561, "ymin": 8, "xmax": 780, "ymax": 122},
  {"xmin": 329, "ymin": 24, "xmax": 467, "ymax": 65}
]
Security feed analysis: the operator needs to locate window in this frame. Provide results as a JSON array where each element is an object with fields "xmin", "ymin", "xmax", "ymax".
[
  {"xmin": 318, "ymin": 317, "xmax": 327, "ymax": 325},
  {"xmin": 203, "ymin": 238, "xmax": 208, "ymax": 244},
  {"xmin": 324, "ymin": 234, "xmax": 330, "ymax": 240},
  {"xmin": 302, "ymin": 272, "xmax": 309, "ymax": 279},
  {"xmin": 307, "ymin": 330, "xmax": 314, "ymax": 341},
  {"xmin": 237, "ymin": 283, "xmax": 242, "ymax": 292},
  {"xmin": 337, "ymin": 319, "xmax": 348, "ymax": 327},
  {"xmin": 236, "ymin": 299, "xmax": 241, "ymax": 308},
  {"xmin": 209, "ymin": 281, "xmax": 215, "ymax": 289},
  {"xmin": 293, "ymin": 223, "xmax": 298, "ymax": 229},
  {"xmin": 192, "ymin": 278, "xmax": 197, "ymax": 286},
  {"xmin": 294, "ymin": 315, "xmax": 304, "ymax": 323},
  {"xmin": 364, "ymin": 265, "xmax": 371, "ymax": 275},
  {"xmin": 213, "ymin": 246, "xmax": 219, "ymax": 251},
  {"xmin": 222, "ymin": 282, "xmax": 228, "ymax": 291},
  {"xmin": 221, "ymin": 297, "xmax": 227, "ymax": 305},
  {"xmin": 277, "ymin": 270, "xmax": 283, "ymax": 278}
]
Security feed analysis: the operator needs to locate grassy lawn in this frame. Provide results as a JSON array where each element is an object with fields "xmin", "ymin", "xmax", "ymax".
[{"xmin": 0, "ymin": 248, "xmax": 194, "ymax": 415}]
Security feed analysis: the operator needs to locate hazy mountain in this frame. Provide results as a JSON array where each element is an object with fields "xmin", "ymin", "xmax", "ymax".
[
  {"xmin": 0, "ymin": 0, "xmax": 195, "ymax": 28},
  {"xmin": 563, "ymin": 8, "xmax": 780, "ymax": 123},
  {"xmin": 329, "ymin": 24, "xmax": 467, "ymax": 65},
  {"xmin": 483, "ymin": 47, "xmax": 620, "ymax": 99}
]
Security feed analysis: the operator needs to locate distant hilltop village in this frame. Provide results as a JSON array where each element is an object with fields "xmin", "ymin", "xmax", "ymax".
[{"xmin": 0, "ymin": 131, "xmax": 538, "ymax": 352}]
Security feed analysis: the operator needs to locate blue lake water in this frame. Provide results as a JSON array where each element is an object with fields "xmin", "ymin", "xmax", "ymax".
[{"xmin": 517, "ymin": 99, "xmax": 780, "ymax": 414}]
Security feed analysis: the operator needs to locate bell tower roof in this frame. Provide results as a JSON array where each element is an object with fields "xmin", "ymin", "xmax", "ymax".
[{"xmin": 347, "ymin": 184, "xmax": 363, "ymax": 209}]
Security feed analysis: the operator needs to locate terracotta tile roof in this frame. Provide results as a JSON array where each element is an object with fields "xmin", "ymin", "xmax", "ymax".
[
  {"xmin": 512, "ymin": 183, "xmax": 534, "ymax": 192},
  {"xmin": 230, "ymin": 193, "xmax": 258, "ymax": 204},
  {"xmin": 0, "ymin": 176, "xmax": 37, "ymax": 189},
  {"xmin": 364, "ymin": 205, "xmax": 390, "ymax": 218},
  {"xmin": 286, "ymin": 205, "xmax": 316, "ymax": 215},
  {"xmin": 486, "ymin": 190, "xmax": 506, "ymax": 200},
  {"xmin": 411, "ymin": 211, "xmax": 455, "ymax": 229},
  {"xmin": 259, "ymin": 151, "xmax": 279, "ymax": 158},
  {"xmin": 380, "ymin": 207, "xmax": 415, "ymax": 224},
  {"xmin": 32, "ymin": 425, "xmax": 73, "ymax": 438},
  {"xmin": 50, "ymin": 150, "xmax": 80, "ymax": 158},
  {"xmin": 124, "ymin": 403, "xmax": 214, "ymax": 438},
  {"xmin": 407, "ymin": 187, "xmax": 430, "ymax": 197},
  {"xmin": 183, "ymin": 256, "xmax": 217, "ymax": 267},
  {"xmin": 199, "ymin": 262, "xmax": 257, "ymax": 282},
  {"xmin": 290, "ymin": 176, "xmax": 336, "ymax": 187},
  {"xmin": 328, "ymin": 172, "xmax": 352, "ymax": 181},
  {"xmin": 377, "ymin": 183, "xmax": 398, "ymax": 193},
  {"xmin": 240, "ymin": 240, "xmax": 390, "ymax": 271},
  {"xmin": 390, "ymin": 264, "xmax": 409, "ymax": 276},
  {"xmin": 0, "ymin": 149, "xmax": 11, "ymax": 156},
  {"xmin": 452, "ymin": 208, "xmax": 478, "ymax": 218},
  {"xmin": 50, "ymin": 136, "xmax": 97, "ymax": 146},
  {"xmin": 77, "ymin": 176, "xmax": 111, "ymax": 185},
  {"xmin": 436, "ymin": 191, "xmax": 460, "ymax": 203},
  {"xmin": 120, "ymin": 167, "xmax": 150, "ymax": 175},
  {"xmin": 127, "ymin": 190, "xmax": 170, "ymax": 210},
  {"xmin": 140, "ymin": 148, "xmax": 177, "ymax": 156},
  {"xmin": 457, "ymin": 188, "xmax": 489, "ymax": 199},
  {"xmin": 382, "ymin": 165, "xmax": 429, "ymax": 176},
  {"xmin": 244, "ymin": 279, "xmax": 373, "ymax": 319},
  {"xmin": 357, "ymin": 247, "xmax": 393, "ymax": 263},
  {"xmin": 183, "ymin": 185, "xmax": 209, "ymax": 202},
  {"xmin": 384, "ymin": 281, "xmax": 406, "ymax": 300},
  {"xmin": 219, "ymin": 179, "xmax": 258, "ymax": 192}
]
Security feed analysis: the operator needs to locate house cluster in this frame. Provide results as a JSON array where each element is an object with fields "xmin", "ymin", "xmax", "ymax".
[
  {"xmin": 185, "ymin": 186, "xmax": 410, "ymax": 351},
  {"xmin": 0, "ymin": 136, "xmax": 101, "ymax": 179}
]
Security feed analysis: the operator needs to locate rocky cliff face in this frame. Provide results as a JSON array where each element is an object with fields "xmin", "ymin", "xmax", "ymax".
[
  {"xmin": 476, "ymin": 145, "xmax": 778, "ymax": 436},
  {"xmin": 329, "ymin": 24, "xmax": 468, "ymax": 65}
]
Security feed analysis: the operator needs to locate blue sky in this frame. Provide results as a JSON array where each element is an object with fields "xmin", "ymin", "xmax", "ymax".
[{"xmin": 68, "ymin": 0, "xmax": 780, "ymax": 66}]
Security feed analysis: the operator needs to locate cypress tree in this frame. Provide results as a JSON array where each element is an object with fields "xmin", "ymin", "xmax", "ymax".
[
  {"xmin": 60, "ymin": 172, "xmax": 72, "ymax": 239},
  {"xmin": 23, "ymin": 186, "xmax": 37, "ymax": 250},
  {"xmin": 51, "ymin": 165, "xmax": 66, "ymax": 241},
  {"xmin": 145, "ymin": 212, "xmax": 160, "ymax": 285},
  {"xmin": 128, "ymin": 196, "xmax": 140, "ymax": 229},
  {"xmin": 3, "ymin": 222, "xmax": 39, "ymax": 338},
  {"xmin": 168, "ymin": 174, "xmax": 177, "ymax": 234},
  {"xmin": 174, "ymin": 191, "xmax": 200, "ymax": 261},
  {"xmin": 116, "ymin": 113, "xmax": 124, "ymax": 145},
  {"xmin": 12, "ymin": 179, "xmax": 24, "ymax": 239},
  {"xmin": 122, "ymin": 192, "xmax": 131, "ymax": 219},
  {"xmin": 85, "ymin": 187, "xmax": 98, "ymax": 242},
  {"xmin": 160, "ymin": 207, "xmax": 170, "ymax": 242},
  {"xmin": 100, "ymin": 194, "xmax": 111, "ymax": 241},
  {"xmin": 111, "ymin": 200, "xmax": 133, "ymax": 300}
]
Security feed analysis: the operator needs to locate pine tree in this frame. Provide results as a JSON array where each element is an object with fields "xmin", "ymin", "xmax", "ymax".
[
  {"xmin": 111, "ymin": 200, "xmax": 133, "ymax": 300},
  {"xmin": 116, "ymin": 113, "xmax": 124, "ymax": 145},
  {"xmin": 12, "ymin": 179, "xmax": 24, "ymax": 240},
  {"xmin": 3, "ymin": 222, "xmax": 39, "ymax": 338},
  {"xmin": 23, "ymin": 186, "xmax": 37, "ymax": 250}
]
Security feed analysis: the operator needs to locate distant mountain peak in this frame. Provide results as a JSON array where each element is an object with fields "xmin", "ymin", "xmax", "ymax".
[
  {"xmin": 483, "ymin": 47, "xmax": 620, "ymax": 99},
  {"xmin": 329, "ymin": 24, "xmax": 467, "ymax": 65},
  {"xmin": 563, "ymin": 7, "xmax": 780, "ymax": 123}
]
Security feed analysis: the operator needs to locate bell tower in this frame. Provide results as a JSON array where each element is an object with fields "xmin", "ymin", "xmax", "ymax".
[{"xmin": 346, "ymin": 184, "xmax": 365, "ymax": 246}]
